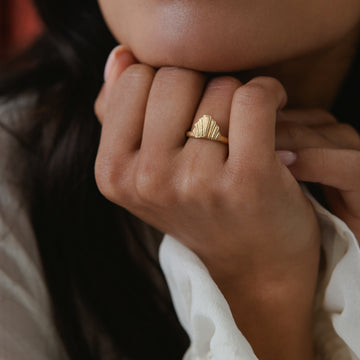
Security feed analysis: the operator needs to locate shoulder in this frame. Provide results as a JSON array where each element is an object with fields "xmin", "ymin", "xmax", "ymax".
[
  {"xmin": 0, "ymin": 96, "xmax": 69, "ymax": 360},
  {"xmin": 0, "ymin": 94, "xmax": 35, "ymax": 188},
  {"xmin": 0, "ymin": 95, "xmax": 37, "ymax": 258}
]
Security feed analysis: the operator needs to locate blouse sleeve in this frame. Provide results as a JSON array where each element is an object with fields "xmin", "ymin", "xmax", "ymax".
[
  {"xmin": 0, "ymin": 197, "xmax": 68, "ymax": 360},
  {"xmin": 311, "ymin": 193, "xmax": 360, "ymax": 360},
  {"xmin": 0, "ymin": 114, "xmax": 68, "ymax": 359},
  {"xmin": 159, "ymin": 192, "xmax": 360, "ymax": 360}
]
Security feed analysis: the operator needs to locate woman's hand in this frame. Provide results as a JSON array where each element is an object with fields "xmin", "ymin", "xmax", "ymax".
[
  {"xmin": 94, "ymin": 46, "xmax": 321, "ymax": 359},
  {"xmin": 276, "ymin": 109, "xmax": 360, "ymax": 241},
  {"xmin": 95, "ymin": 47, "xmax": 320, "ymax": 283}
]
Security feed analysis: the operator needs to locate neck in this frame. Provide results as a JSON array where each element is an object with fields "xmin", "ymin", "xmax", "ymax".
[{"xmin": 237, "ymin": 26, "xmax": 360, "ymax": 110}]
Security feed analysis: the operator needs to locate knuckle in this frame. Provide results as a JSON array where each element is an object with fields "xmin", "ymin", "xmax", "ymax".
[
  {"xmin": 94, "ymin": 153, "xmax": 129, "ymax": 204},
  {"xmin": 175, "ymin": 167, "xmax": 197, "ymax": 201},
  {"xmin": 154, "ymin": 66, "xmax": 205, "ymax": 88},
  {"xmin": 122, "ymin": 63, "xmax": 156, "ymax": 81},
  {"xmin": 176, "ymin": 162, "xmax": 218, "ymax": 205},
  {"xmin": 135, "ymin": 166, "xmax": 158, "ymax": 202},
  {"xmin": 156, "ymin": 66, "xmax": 198, "ymax": 78},
  {"xmin": 220, "ymin": 175, "xmax": 260, "ymax": 209},
  {"xmin": 223, "ymin": 160, "xmax": 267, "ymax": 198},
  {"xmin": 156, "ymin": 66, "xmax": 186, "ymax": 77},
  {"xmin": 251, "ymin": 76, "xmax": 284, "ymax": 90},
  {"xmin": 241, "ymin": 165, "xmax": 267, "ymax": 189},
  {"xmin": 204, "ymin": 76, "xmax": 242, "ymax": 101},
  {"xmin": 179, "ymin": 177, "xmax": 218, "ymax": 207},
  {"xmin": 233, "ymin": 82, "xmax": 269, "ymax": 106},
  {"xmin": 207, "ymin": 75, "xmax": 242, "ymax": 91},
  {"xmin": 234, "ymin": 76, "xmax": 286, "ymax": 107},
  {"xmin": 135, "ymin": 157, "xmax": 172, "ymax": 206}
]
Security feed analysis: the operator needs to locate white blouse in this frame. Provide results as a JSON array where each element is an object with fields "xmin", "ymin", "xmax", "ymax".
[
  {"xmin": 160, "ymin": 194, "xmax": 360, "ymax": 360},
  {"xmin": 1, "ymin": 101, "xmax": 359, "ymax": 359}
]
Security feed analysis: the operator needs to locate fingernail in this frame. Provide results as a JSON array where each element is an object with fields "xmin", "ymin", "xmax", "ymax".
[
  {"xmin": 104, "ymin": 45, "xmax": 131, "ymax": 82},
  {"xmin": 276, "ymin": 150, "xmax": 297, "ymax": 166}
]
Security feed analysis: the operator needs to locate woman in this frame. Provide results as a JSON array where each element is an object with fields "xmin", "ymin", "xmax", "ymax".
[{"xmin": 0, "ymin": 0, "xmax": 360, "ymax": 359}]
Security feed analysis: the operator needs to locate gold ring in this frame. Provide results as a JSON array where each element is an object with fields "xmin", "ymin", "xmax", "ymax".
[{"xmin": 186, "ymin": 115, "xmax": 228, "ymax": 144}]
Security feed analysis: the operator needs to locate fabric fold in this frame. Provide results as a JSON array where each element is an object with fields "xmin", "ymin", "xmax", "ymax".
[
  {"xmin": 160, "ymin": 192, "xmax": 360, "ymax": 360},
  {"xmin": 159, "ymin": 236, "xmax": 258, "ymax": 360},
  {"xmin": 309, "ymin": 196, "xmax": 360, "ymax": 359}
]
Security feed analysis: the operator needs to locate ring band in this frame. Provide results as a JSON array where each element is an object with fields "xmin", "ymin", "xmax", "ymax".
[{"xmin": 186, "ymin": 115, "xmax": 228, "ymax": 144}]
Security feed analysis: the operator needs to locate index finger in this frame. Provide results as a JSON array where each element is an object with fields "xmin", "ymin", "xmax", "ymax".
[{"xmin": 227, "ymin": 77, "xmax": 287, "ymax": 165}]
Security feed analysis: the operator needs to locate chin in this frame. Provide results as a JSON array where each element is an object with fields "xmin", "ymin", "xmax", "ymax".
[
  {"xmin": 125, "ymin": 29, "xmax": 306, "ymax": 75},
  {"xmin": 129, "ymin": 42, "xmax": 267, "ymax": 73},
  {"xmin": 123, "ymin": 21, "xmax": 279, "ymax": 73}
]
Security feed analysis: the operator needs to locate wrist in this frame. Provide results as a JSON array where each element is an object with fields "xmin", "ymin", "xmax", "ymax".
[
  {"xmin": 222, "ymin": 281, "xmax": 316, "ymax": 360},
  {"xmin": 212, "ymin": 257, "xmax": 319, "ymax": 360}
]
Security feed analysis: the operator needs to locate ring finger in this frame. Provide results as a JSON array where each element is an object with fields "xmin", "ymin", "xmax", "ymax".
[{"xmin": 184, "ymin": 76, "xmax": 242, "ymax": 164}]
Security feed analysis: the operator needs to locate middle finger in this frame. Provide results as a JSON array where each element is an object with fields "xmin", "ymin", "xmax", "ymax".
[{"xmin": 141, "ymin": 67, "xmax": 206, "ymax": 154}]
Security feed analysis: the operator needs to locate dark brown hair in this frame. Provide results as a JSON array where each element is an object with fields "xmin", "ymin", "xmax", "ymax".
[
  {"xmin": 0, "ymin": 1, "xmax": 188, "ymax": 359},
  {"xmin": 0, "ymin": 1, "xmax": 359, "ymax": 359}
]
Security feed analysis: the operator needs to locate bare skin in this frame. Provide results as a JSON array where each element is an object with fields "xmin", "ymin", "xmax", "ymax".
[
  {"xmin": 98, "ymin": 0, "xmax": 360, "ymax": 108},
  {"xmin": 95, "ymin": 1, "xmax": 360, "ymax": 359},
  {"xmin": 239, "ymin": 26, "xmax": 360, "ymax": 109},
  {"xmin": 96, "ymin": 49, "xmax": 320, "ymax": 360}
]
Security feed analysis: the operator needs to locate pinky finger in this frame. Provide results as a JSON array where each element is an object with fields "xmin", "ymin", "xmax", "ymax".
[{"xmin": 287, "ymin": 148, "xmax": 360, "ymax": 192}]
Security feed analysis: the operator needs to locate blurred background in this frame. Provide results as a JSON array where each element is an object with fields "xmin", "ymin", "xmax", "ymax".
[{"xmin": 0, "ymin": 0, "xmax": 42, "ymax": 63}]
